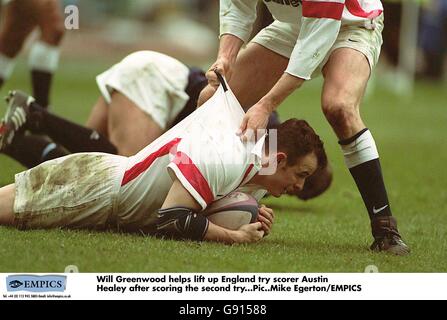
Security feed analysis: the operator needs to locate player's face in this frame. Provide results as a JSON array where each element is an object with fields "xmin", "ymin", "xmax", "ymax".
[{"xmin": 267, "ymin": 152, "xmax": 318, "ymax": 197}]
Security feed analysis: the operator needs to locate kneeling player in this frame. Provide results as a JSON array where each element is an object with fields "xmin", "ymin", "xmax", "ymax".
[{"xmin": 0, "ymin": 83, "xmax": 327, "ymax": 243}]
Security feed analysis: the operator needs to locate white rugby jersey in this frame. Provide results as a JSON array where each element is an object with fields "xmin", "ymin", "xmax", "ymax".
[
  {"xmin": 220, "ymin": 0, "xmax": 383, "ymax": 79},
  {"xmin": 116, "ymin": 82, "xmax": 267, "ymax": 230}
]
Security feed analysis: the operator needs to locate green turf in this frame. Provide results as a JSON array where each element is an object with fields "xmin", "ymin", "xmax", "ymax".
[{"xmin": 0, "ymin": 58, "xmax": 446, "ymax": 272}]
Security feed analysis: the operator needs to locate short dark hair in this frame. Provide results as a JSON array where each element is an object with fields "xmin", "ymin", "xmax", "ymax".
[{"xmin": 269, "ymin": 118, "xmax": 327, "ymax": 169}]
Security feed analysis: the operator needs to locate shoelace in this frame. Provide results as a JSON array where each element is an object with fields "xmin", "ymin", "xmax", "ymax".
[{"xmin": 10, "ymin": 107, "xmax": 27, "ymax": 130}]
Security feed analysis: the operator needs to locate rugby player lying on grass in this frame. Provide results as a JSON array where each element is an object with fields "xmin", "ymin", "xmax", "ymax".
[
  {"xmin": 0, "ymin": 50, "xmax": 332, "ymax": 201},
  {"xmin": 0, "ymin": 81, "xmax": 327, "ymax": 243}
]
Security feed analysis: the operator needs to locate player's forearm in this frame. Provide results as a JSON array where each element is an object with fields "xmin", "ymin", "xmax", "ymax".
[
  {"xmin": 259, "ymin": 73, "xmax": 305, "ymax": 113},
  {"xmin": 217, "ymin": 34, "xmax": 244, "ymax": 65},
  {"xmin": 203, "ymin": 221, "xmax": 240, "ymax": 244}
]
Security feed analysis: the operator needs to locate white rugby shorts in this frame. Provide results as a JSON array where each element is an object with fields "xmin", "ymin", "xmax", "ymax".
[
  {"xmin": 96, "ymin": 51, "xmax": 190, "ymax": 130},
  {"xmin": 251, "ymin": 14, "xmax": 384, "ymax": 77}
]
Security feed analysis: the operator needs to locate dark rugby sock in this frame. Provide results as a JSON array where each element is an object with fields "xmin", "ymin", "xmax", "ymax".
[
  {"xmin": 29, "ymin": 103, "xmax": 118, "ymax": 154},
  {"xmin": 31, "ymin": 70, "xmax": 53, "ymax": 108},
  {"xmin": 349, "ymin": 159, "xmax": 392, "ymax": 219},
  {"xmin": 339, "ymin": 129, "xmax": 392, "ymax": 220},
  {"xmin": 3, "ymin": 134, "xmax": 68, "ymax": 168}
]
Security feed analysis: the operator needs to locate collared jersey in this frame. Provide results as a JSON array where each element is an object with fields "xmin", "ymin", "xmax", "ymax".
[
  {"xmin": 117, "ymin": 83, "xmax": 267, "ymax": 229},
  {"xmin": 220, "ymin": 0, "xmax": 384, "ymax": 79}
]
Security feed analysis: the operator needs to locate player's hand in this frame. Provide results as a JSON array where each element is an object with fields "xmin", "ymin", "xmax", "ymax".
[
  {"xmin": 198, "ymin": 58, "xmax": 233, "ymax": 108},
  {"xmin": 235, "ymin": 222, "xmax": 265, "ymax": 243},
  {"xmin": 258, "ymin": 205, "xmax": 275, "ymax": 236},
  {"xmin": 205, "ymin": 57, "xmax": 232, "ymax": 88},
  {"xmin": 237, "ymin": 102, "xmax": 271, "ymax": 142}
]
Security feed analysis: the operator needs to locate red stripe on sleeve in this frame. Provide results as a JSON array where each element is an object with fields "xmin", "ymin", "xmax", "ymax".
[
  {"xmin": 346, "ymin": 0, "xmax": 382, "ymax": 18},
  {"xmin": 173, "ymin": 151, "xmax": 214, "ymax": 205},
  {"xmin": 302, "ymin": 1, "xmax": 344, "ymax": 20},
  {"xmin": 237, "ymin": 164, "xmax": 255, "ymax": 188},
  {"xmin": 121, "ymin": 138, "xmax": 181, "ymax": 186}
]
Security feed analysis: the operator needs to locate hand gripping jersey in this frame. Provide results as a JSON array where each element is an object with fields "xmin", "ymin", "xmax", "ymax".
[
  {"xmin": 220, "ymin": 0, "xmax": 383, "ymax": 79},
  {"xmin": 116, "ymin": 80, "xmax": 267, "ymax": 232}
]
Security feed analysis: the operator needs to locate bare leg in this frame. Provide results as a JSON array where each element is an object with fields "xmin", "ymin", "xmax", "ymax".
[
  {"xmin": 107, "ymin": 92, "xmax": 164, "ymax": 156},
  {"xmin": 198, "ymin": 43, "xmax": 288, "ymax": 110},
  {"xmin": 34, "ymin": 0, "xmax": 65, "ymax": 46},
  {"xmin": 0, "ymin": 184, "xmax": 15, "ymax": 225},
  {"xmin": 321, "ymin": 48, "xmax": 369, "ymax": 139},
  {"xmin": 85, "ymin": 96, "xmax": 109, "ymax": 137},
  {"xmin": 322, "ymin": 48, "xmax": 409, "ymax": 254},
  {"xmin": 28, "ymin": 0, "xmax": 64, "ymax": 107},
  {"xmin": 229, "ymin": 43, "xmax": 288, "ymax": 109},
  {"xmin": 0, "ymin": 1, "xmax": 36, "ymax": 58}
]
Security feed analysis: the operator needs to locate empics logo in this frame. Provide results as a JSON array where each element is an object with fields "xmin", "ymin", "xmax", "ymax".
[
  {"xmin": 6, "ymin": 275, "xmax": 67, "ymax": 292},
  {"xmin": 8, "ymin": 280, "xmax": 23, "ymax": 289}
]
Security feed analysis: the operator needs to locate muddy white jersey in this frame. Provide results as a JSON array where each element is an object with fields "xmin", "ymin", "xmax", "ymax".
[{"xmin": 117, "ymin": 83, "xmax": 267, "ymax": 229}]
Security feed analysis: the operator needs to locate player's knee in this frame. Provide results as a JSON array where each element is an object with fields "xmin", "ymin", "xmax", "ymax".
[
  {"xmin": 0, "ymin": 32, "xmax": 27, "ymax": 56},
  {"xmin": 51, "ymin": 24, "xmax": 65, "ymax": 45},
  {"xmin": 111, "ymin": 135, "xmax": 140, "ymax": 156},
  {"xmin": 111, "ymin": 138, "xmax": 134, "ymax": 156},
  {"xmin": 197, "ymin": 85, "xmax": 216, "ymax": 107},
  {"xmin": 42, "ymin": 23, "xmax": 65, "ymax": 45},
  {"xmin": 322, "ymin": 101, "xmax": 358, "ymax": 131},
  {"xmin": 116, "ymin": 146, "xmax": 136, "ymax": 157},
  {"xmin": 0, "ymin": 43, "xmax": 22, "ymax": 57}
]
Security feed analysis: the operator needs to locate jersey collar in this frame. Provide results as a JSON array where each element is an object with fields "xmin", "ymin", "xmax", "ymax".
[{"xmin": 250, "ymin": 133, "xmax": 267, "ymax": 159}]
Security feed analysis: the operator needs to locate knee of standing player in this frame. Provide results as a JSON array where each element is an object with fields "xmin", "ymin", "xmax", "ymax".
[
  {"xmin": 322, "ymin": 101, "xmax": 358, "ymax": 132},
  {"xmin": 1, "ymin": 31, "xmax": 28, "ymax": 56},
  {"xmin": 41, "ymin": 21, "xmax": 65, "ymax": 45}
]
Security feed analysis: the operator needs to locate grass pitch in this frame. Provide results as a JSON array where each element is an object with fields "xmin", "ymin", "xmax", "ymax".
[{"xmin": 0, "ymin": 58, "xmax": 446, "ymax": 272}]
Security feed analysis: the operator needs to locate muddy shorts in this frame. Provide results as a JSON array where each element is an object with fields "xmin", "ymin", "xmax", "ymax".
[{"xmin": 13, "ymin": 153, "xmax": 127, "ymax": 230}]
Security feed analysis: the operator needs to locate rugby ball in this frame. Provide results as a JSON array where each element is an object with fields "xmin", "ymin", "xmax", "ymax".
[{"xmin": 203, "ymin": 191, "xmax": 259, "ymax": 230}]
